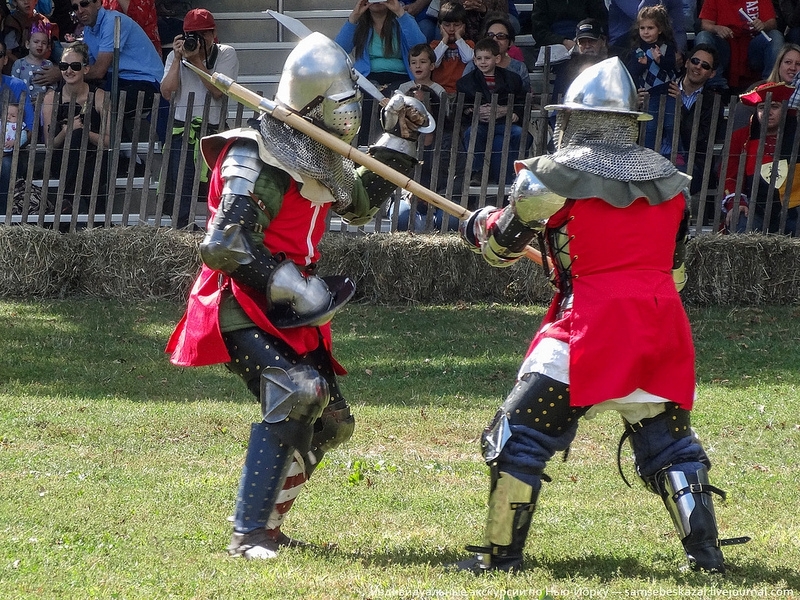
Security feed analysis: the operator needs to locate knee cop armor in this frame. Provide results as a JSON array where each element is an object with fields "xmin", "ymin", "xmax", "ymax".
[{"xmin": 260, "ymin": 364, "xmax": 330, "ymax": 454}]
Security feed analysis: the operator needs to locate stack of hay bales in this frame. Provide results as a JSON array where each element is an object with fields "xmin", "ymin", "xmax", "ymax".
[{"xmin": 1, "ymin": 226, "xmax": 799, "ymax": 305}]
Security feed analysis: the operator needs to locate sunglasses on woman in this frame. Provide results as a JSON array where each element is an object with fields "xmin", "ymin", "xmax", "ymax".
[
  {"xmin": 486, "ymin": 32, "xmax": 510, "ymax": 40},
  {"xmin": 59, "ymin": 61, "xmax": 85, "ymax": 72}
]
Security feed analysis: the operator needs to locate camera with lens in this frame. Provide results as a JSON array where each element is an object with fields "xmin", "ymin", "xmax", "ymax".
[{"xmin": 181, "ymin": 32, "xmax": 201, "ymax": 52}]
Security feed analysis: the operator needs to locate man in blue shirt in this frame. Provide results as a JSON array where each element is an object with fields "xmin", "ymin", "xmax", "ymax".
[
  {"xmin": 0, "ymin": 40, "xmax": 35, "ymax": 214},
  {"xmin": 73, "ymin": 0, "xmax": 166, "ymax": 143}
]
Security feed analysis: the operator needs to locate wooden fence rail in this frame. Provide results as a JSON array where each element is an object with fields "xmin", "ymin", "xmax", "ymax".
[{"xmin": 1, "ymin": 86, "xmax": 797, "ymax": 237}]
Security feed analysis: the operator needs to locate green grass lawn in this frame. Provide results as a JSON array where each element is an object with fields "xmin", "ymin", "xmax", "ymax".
[{"xmin": 1, "ymin": 300, "xmax": 798, "ymax": 599}]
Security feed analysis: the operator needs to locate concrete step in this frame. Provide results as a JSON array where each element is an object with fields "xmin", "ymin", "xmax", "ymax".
[{"xmin": 214, "ymin": 10, "xmax": 349, "ymax": 44}]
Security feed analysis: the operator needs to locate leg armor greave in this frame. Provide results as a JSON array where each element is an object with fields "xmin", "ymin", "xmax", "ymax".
[
  {"xmin": 625, "ymin": 407, "xmax": 730, "ymax": 573},
  {"xmin": 199, "ymin": 140, "xmax": 279, "ymax": 290},
  {"xmin": 232, "ymin": 421, "xmax": 296, "ymax": 535},
  {"xmin": 650, "ymin": 463, "xmax": 727, "ymax": 573},
  {"xmin": 464, "ymin": 465, "xmax": 539, "ymax": 573},
  {"xmin": 230, "ymin": 365, "xmax": 329, "ymax": 544},
  {"xmin": 264, "ymin": 387, "xmax": 354, "ymax": 541},
  {"xmin": 462, "ymin": 373, "xmax": 584, "ymax": 573}
]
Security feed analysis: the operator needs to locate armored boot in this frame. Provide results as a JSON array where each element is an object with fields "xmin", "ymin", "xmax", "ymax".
[
  {"xmin": 460, "ymin": 471, "xmax": 538, "ymax": 573},
  {"xmin": 656, "ymin": 464, "xmax": 727, "ymax": 573}
]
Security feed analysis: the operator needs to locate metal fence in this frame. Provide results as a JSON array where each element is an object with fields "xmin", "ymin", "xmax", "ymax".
[{"xmin": 1, "ymin": 85, "xmax": 798, "ymax": 237}]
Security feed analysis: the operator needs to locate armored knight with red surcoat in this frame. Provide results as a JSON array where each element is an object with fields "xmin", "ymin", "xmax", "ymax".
[
  {"xmin": 459, "ymin": 58, "xmax": 747, "ymax": 574},
  {"xmin": 167, "ymin": 32, "xmax": 431, "ymax": 559}
]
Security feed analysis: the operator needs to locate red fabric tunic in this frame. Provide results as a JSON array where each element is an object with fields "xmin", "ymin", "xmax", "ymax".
[
  {"xmin": 165, "ymin": 145, "xmax": 345, "ymax": 374},
  {"xmin": 523, "ymin": 194, "xmax": 696, "ymax": 409}
]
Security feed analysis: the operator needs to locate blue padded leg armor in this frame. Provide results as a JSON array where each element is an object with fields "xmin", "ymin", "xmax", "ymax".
[
  {"xmin": 626, "ymin": 406, "xmax": 731, "ymax": 573},
  {"xmin": 234, "ymin": 421, "xmax": 296, "ymax": 533}
]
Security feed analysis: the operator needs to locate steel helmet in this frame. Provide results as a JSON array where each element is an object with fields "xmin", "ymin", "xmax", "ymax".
[
  {"xmin": 275, "ymin": 32, "xmax": 363, "ymax": 142},
  {"xmin": 546, "ymin": 57, "xmax": 652, "ymax": 121}
]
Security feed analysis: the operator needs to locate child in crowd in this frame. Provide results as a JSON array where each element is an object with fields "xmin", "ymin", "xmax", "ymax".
[
  {"xmin": 391, "ymin": 43, "xmax": 460, "ymax": 230},
  {"xmin": 4, "ymin": 104, "xmax": 29, "ymax": 152},
  {"xmin": 11, "ymin": 21, "xmax": 55, "ymax": 103},
  {"xmin": 431, "ymin": 1, "xmax": 474, "ymax": 94},
  {"xmin": 625, "ymin": 5, "xmax": 679, "ymax": 155},
  {"xmin": 457, "ymin": 37, "xmax": 526, "ymax": 184},
  {"xmin": 400, "ymin": 42, "xmax": 447, "ymax": 98}
]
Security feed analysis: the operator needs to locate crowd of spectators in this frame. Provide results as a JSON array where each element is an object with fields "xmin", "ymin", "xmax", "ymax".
[{"xmin": 2, "ymin": 0, "xmax": 800, "ymax": 236}]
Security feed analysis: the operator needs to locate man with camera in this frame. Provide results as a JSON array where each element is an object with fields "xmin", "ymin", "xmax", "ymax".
[{"xmin": 160, "ymin": 8, "xmax": 238, "ymax": 229}]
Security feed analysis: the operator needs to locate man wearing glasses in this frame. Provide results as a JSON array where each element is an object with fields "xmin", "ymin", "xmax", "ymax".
[
  {"xmin": 551, "ymin": 19, "xmax": 609, "ymax": 107},
  {"xmin": 160, "ymin": 8, "xmax": 238, "ymax": 229},
  {"xmin": 667, "ymin": 43, "xmax": 725, "ymax": 212}
]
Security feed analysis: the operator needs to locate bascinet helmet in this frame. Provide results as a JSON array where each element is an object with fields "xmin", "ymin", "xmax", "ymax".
[
  {"xmin": 276, "ymin": 32, "xmax": 363, "ymax": 143},
  {"xmin": 546, "ymin": 57, "xmax": 652, "ymax": 121}
]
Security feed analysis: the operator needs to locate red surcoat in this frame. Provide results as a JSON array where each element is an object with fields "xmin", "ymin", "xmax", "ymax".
[
  {"xmin": 524, "ymin": 194, "xmax": 696, "ymax": 409},
  {"xmin": 166, "ymin": 143, "xmax": 344, "ymax": 374}
]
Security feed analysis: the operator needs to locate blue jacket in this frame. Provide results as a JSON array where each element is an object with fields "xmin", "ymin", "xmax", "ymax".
[{"xmin": 335, "ymin": 13, "xmax": 426, "ymax": 79}]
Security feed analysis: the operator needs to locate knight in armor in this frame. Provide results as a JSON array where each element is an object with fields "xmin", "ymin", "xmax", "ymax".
[
  {"xmin": 458, "ymin": 57, "xmax": 747, "ymax": 574},
  {"xmin": 166, "ymin": 32, "xmax": 432, "ymax": 559}
]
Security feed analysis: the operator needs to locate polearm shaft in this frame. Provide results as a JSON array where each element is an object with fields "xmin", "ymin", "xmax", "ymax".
[{"xmin": 182, "ymin": 63, "xmax": 545, "ymax": 266}]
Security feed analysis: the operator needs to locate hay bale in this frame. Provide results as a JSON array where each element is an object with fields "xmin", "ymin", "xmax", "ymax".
[
  {"xmin": 72, "ymin": 227, "xmax": 201, "ymax": 301},
  {"xmin": 0, "ymin": 226, "xmax": 80, "ymax": 298},
  {"xmin": 317, "ymin": 233, "xmax": 553, "ymax": 304},
  {"xmin": 2, "ymin": 225, "xmax": 800, "ymax": 305},
  {"xmin": 683, "ymin": 234, "xmax": 800, "ymax": 305}
]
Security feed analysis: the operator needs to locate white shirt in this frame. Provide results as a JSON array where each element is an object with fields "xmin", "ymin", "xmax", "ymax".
[{"xmin": 162, "ymin": 43, "xmax": 239, "ymax": 125}]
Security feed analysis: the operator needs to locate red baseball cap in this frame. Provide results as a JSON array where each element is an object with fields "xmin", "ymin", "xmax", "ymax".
[{"xmin": 183, "ymin": 8, "xmax": 216, "ymax": 32}]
